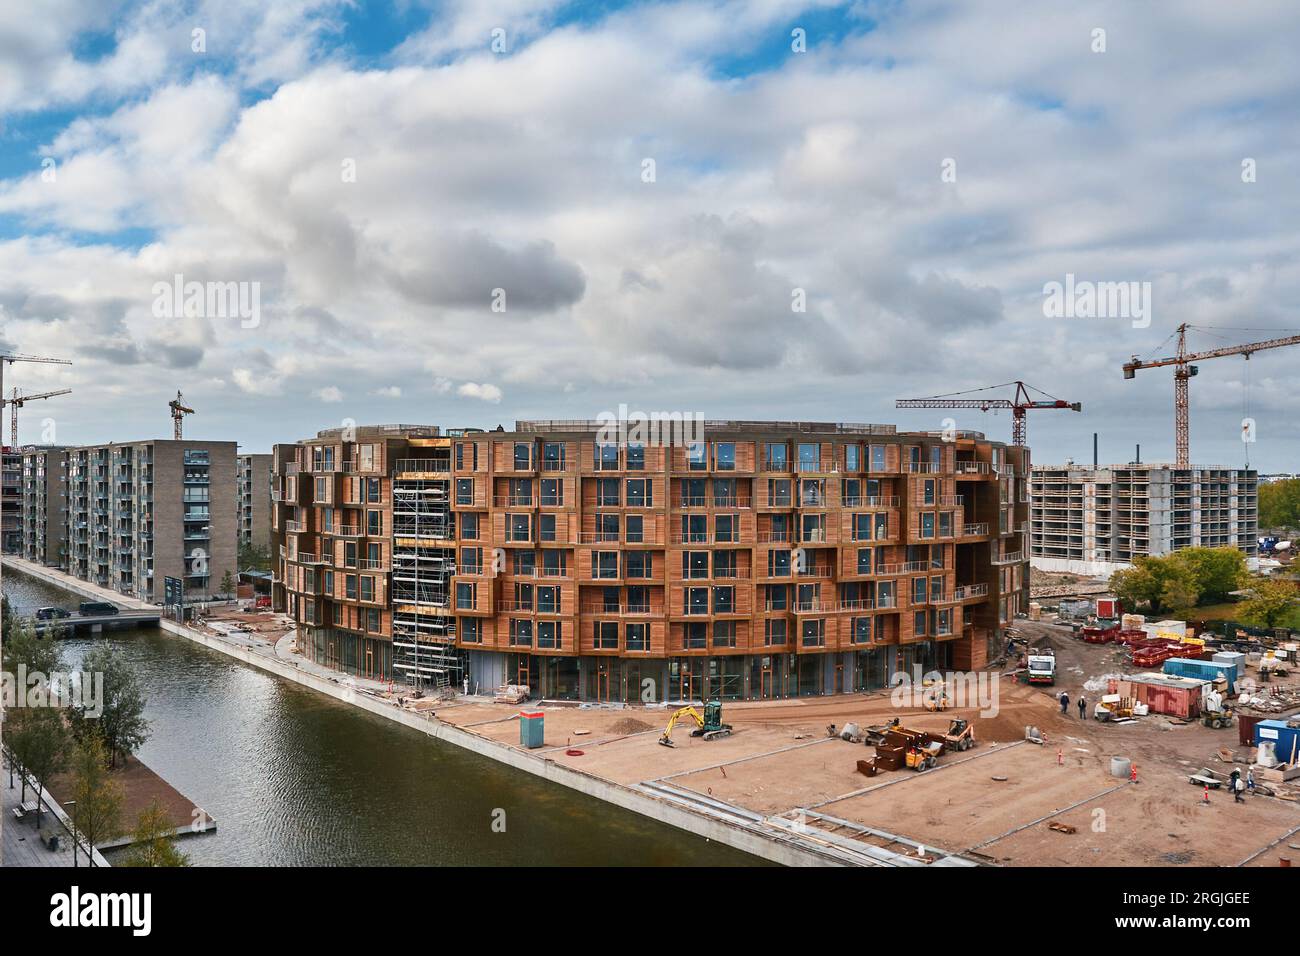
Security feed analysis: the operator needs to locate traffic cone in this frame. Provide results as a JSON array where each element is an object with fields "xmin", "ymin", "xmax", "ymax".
[
  {"xmin": 1202, "ymin": 783, "xmax": 1210, "ymax": 804},
  {"xmin": 1130, "ymin": 763, "xmax": 1139, "ymax": 784},
  {"xmin": 1057, "ymin": 748, "xmax": 1063, "ymax": 766}
]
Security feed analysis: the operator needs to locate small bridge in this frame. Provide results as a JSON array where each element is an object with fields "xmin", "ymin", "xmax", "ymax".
[{"xmin": 20, "ymin": 609, "xmax": 162, "ymax": 636}]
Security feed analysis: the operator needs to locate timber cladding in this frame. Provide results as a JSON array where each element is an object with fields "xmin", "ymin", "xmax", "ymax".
[{"xmin": 272, "ymin": 422, "xmax": 1031, "ymax": 685}]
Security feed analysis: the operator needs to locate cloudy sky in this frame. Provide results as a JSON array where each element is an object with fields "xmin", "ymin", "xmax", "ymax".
[{"xmin": 1, "ymin": 0, "xmax": 1297, "ymax": 468}]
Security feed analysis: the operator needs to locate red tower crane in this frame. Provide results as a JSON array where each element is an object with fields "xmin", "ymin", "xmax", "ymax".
[{"xmin": 895, "ymin": 381, "xmax": 1081, "ymax": 447}]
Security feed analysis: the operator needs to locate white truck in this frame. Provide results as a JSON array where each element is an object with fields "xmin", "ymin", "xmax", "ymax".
[{"xmin": 1027, "ymin": 649, "xmax": 1056, "ymax": 686}]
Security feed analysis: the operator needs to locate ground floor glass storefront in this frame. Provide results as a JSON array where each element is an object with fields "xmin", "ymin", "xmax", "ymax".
[{"xmin": 472, "ymin": 640, "xmax": 960, "ymax": 702}]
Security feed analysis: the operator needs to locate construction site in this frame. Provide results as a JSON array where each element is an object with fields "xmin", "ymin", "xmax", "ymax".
[
  {"xmin": 402, "ymin": 607, "xmax": 1300, "ymax": 868},
  {"xmin": 155, "ymin": 587, "xmax": 1300, "ymax": 868}
]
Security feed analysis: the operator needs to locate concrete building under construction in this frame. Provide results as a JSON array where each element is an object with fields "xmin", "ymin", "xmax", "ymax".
[
  {"xmin": 272, "ymin": 420, "xmax": 1030, "ymax": 701},
  {"xmin": 1029, "ymin": 462, "xmax": 1258, "ymax": 576}
]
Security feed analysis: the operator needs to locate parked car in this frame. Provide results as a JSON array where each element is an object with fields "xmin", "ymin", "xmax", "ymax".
[
  {"xmin": 35, "ymin": 607, "xmax": 72, "ymax": 620},
  {"xmin": 77, "ymin": 601, "xmax": 120, "ymax": 616}
]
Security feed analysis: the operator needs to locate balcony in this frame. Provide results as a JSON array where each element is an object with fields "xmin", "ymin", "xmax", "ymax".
[
  {"xmin": 991, "ymin": 550, "xmax": 1024, "ymax": 565},
  {"xmin": 959, "ymin": 522, "xmax": 990, "ymax": 537}
]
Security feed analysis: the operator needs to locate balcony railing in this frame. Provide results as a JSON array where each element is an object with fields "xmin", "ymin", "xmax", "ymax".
[
  {"xmin": 394, "ymin": 459, "xmax": 451, "ymax": 474},
  {"xmin": 960, "ymin": 522, "xmax": 990, "ymax": 536}
]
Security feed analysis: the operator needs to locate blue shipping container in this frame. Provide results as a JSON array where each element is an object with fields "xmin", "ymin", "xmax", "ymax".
[
  {"xmin": 1254, "ymin": 720, "xmax": 1300, "ymax": 765},
  {"xmin": 1163, "ymin": 658, "xmax": 1236, "ymax": 692}
]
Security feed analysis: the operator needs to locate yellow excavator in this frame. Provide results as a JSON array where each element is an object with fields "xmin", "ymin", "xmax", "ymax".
[{"xmin": 658, "ymin": 701, "xmax": 733, "ymax": 747}]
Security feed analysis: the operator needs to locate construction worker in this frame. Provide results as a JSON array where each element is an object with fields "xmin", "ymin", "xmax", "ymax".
[
  {"xmin": 1078, "ymin": 695, "xmax": 1087, "ymax": 719},
  {"xmin": 1247, "ymin": 767, "xmax": 1256, "ymax": 794},
  {"xmin": 1234, "ymin": 774, "xmax": 1246, "ymax": 803},
  {"xmin": 1059, "ymin": 690, "xmax": 1070, "ymax": 715}
]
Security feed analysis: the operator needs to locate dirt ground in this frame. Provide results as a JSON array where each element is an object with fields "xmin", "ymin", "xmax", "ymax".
[
  {"xmin": 202, "ymin": 602, "xmax": 1300, "ymax": 867},
  {"xmin": 428, "ymin": 623, "xmax": 1300, "ymax": 867},
  {"xmin": 47, "ymin": 752, "xmax": 210, "ymax": 843}
]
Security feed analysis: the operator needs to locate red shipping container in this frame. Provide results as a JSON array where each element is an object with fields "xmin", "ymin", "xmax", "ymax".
[
  {"xmin": 1113, "ymin": 676, "xmax": 1204, "ymax": 719},
  {"xmin": 1096, "ymin": 598, "xmax": 1121, "ymax": 618}
]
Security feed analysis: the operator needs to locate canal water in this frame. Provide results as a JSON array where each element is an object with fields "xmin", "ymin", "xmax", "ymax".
[{"xmin": 4, "ymin": 573, "xmax": 762, "ymax": 866}]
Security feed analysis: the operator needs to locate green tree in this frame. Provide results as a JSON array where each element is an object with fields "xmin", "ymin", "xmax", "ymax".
[
  {"xmin": 1260, "ymin": 478, "xmax": 1300, "ymax": 530},
  {"xmin": 6, "ymin": 707, "xmax": 71, "ymax": 828},
  {"xmin": 238, "ymin": 542, "xmax": 271, "ymax": 572},
  {"xmin": 4, "ymin": 616, "xmax": 64, "ymax": 678},
  {"xmin": 1170, "ymin": 547, "xmax": 1247, "ymax": 604},
  {"xmin": 68, "ymin": 731, "xmax": 124, "ymax": 867},
  {"xmin": 122, "ymin": 798, "xmax": 190, "ymax": 867},
  {"xmin": 1239, "ymin": 579, "xmax": 1298, "ymax": 629},
  {"xmin": 1110, "ymin": 554, "xmax": 1202, "ymax": 614},
  {"xmin": 220, "ymin": 569, "xmax": 235, "ymax": 598},
  {"xmin": 71, "ymin": 643, "xmax": 150, "ymax": 769}
]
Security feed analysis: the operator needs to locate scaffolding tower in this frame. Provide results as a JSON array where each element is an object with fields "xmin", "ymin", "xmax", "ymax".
[{"xmin": 391, "ymin": 453, "xmax": 464, "ymax": 691}]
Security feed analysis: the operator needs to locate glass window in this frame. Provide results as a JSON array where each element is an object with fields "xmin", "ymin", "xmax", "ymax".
[
  {"xmin": 713, "ymin": 621, "xmax": 736, "ymax": 647},
  {"xmin": 626, "ymin": 514, "xmax": 643, "ymax": 543},
  {"xmin": 684, "ymin": 551, "xmax": 709, "ymax": 579},
  {"xmin": 715, "ymin": 442, "xmax": 735, "ymax": 471},
  {"xmin": 626, "ymin": 478, "xmax": 650, "ymax": 507},
  {"xmin": 539, "ymin": 513, "xmax": 556, "ymax": 542},
  {"xmin": 765, "ymin": 443, "xmax": 787, "ymax": 470},
  {"xmin": 595, "ymin": 621, "xmax": 618, "ymax": 650},
  {"xmin": 626, "ymin": 551, "xmax": 651, "ymax": 578},
  {"xmin": 540, "ymin": 478, "xmax": 561, "ymax": 506},
  {"xmin": 921, "ymin": 513, "xmax": 935, "ymax": 538},
  {"xmin": 626, "ymin": 443, "xmax": 645, "ymax": 471},
  {"xmin": 456, "ymin": 478, "xmax": 473, "ymax": 505},
  {"xmin": 765, "ymin": 618, "xmax": 787, "ymax": 645},
  {"xmin": 538, "ymin": 621, "xmax": 560, "ymax": 648},
  {"xmin": 597, "ymin": 443, "xmax": 619, "ymax": 470},
  {"xmin": 626, "ymin": 623, "xmax": 647, "ymax": 651},
  {"xmin": 687, "ymin": 442, "xmax": 707, "ymax": 470},
  {"xmin": 597, "ymin": 478, "xmax": 620, "ymax": 506},
  {"xmin": 514, "ymin": 442, "xmax": 532, "ymax": 470},
  {"xmin": 542, "ymin": 442, "xmax": 565, "ymax": 471},
  {"xmin": 686, "ymin": 587, "xmax": 709, "ymax": 614},
  {"xmin": 768, "ymin": 549, "xmax": 791, "ymax": 577},
  {"xmin": 456, "ymin": 582, "xmax": 476, "ymax": 609},
  {"xmin": 845, "ymin": 444, "xmax": 860, "ymax": 472},
  {"xmin": 870, "ymin": 445, "xmax": 886, "ymax": 472},
  {"xmin": 853, "ymin": 616, "xmax": 872, "ymax": 644},
  {"xmin": 801, "ymin": 618, "xmax": 825, "ymax": 647},
  {"xmin": 798, "ymin": 443, "xmax": 819, "ymax": 472},
  {"xmin": 595, "ymin": 552, "xmax": 619, "ymax": 579}
]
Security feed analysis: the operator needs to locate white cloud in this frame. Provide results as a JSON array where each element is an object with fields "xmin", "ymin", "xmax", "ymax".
[
  {"xmin": 314, "ymin": 385, "xmax": 344, "ymax": 402},
  {"xmin": 458, "ymin": 382, "xmax": 503, "ymax": 403},
  {"xmin": 1, "ymin": 1, "xmax": 1299, "ymax": 466}
]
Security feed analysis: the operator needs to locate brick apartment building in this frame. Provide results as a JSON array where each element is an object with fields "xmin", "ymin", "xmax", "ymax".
[
  {"xmin": 237, "ymin": 453, "xmax": 274, "ymax": 553},
  {"xmin": 59, "ymin": 439, "xmax": 237, "ymax": 603},
  {"xmin": 272, "ymin": 421, "xmax": 1030, "ymax": 701},
  {"xmin": 2, "ymin": 447, "xmax": 22, "ymax": 553},
  {"xmin": 21, "ymin": 445, "xmax": 68, "ymax": 567}
]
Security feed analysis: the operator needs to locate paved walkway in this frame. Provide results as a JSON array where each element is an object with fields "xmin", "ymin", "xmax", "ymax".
[
  {"xmin": 2, "ymin": 764, "xmax": 110, "ymax": 867},
  {"xmin": 3, "ymin": 556, "xmax": 393, "ymax": 697}
]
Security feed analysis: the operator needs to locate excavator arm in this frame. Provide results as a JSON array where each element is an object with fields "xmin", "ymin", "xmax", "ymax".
[{"xmin": 658, "ymin": 706, "xmax": 705, "ymax": 747}]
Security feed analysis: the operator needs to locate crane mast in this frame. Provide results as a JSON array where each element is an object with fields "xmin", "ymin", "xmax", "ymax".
[{"xmin": 1122, "ymin": 324, "xmax": 1300, "ymax": 467}]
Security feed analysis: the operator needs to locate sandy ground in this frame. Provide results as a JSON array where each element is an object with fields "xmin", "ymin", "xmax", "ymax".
[
  {"xmin": 202, "ymin": 601, "xmax": 1300, "ymax": 867},
  {"xmin": 47, "ymin": 752, "xmax": 210, "ymax": 844},
  {"xmin": 427, "ymin": 624, "xmax": 1300, "ymax": 867}
]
